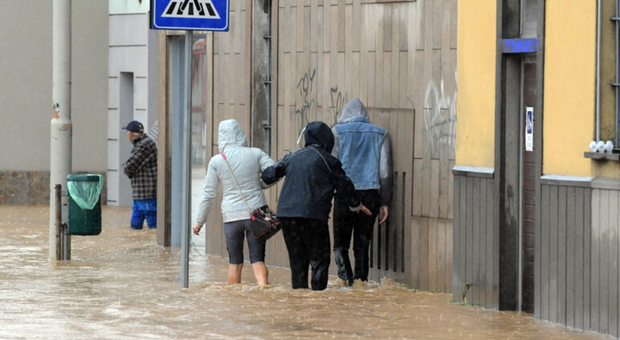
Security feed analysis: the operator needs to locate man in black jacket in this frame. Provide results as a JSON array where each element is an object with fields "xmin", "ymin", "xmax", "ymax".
[{"xmin": 262, "ymin": 121, "xmax": 371, "ymax": 290}]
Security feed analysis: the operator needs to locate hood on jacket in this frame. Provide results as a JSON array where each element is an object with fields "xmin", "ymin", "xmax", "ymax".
[
  {"xmin": 304, "ymin": 121, "xmax": 334, "ymax": 153},
  {"xmin": 337, "ymin": 98, "xmax": 369, "ymax": 124},
  {"xmin": 218, "ymin": 119, "xmax": 248, "ymax": 153}
]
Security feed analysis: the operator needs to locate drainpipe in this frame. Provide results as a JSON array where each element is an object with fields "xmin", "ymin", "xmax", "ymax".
[
  {"xmin": 614, "ymin": 0, "xmax": 620, "ymax": 148},
  {"xmin": 596, "ymin": 0, "xmax": 602, "ymax": 142},
  {"xmin": 264, "ymin": 0, "xmax": 273, "ymax": 155},
  {"xmin": 50, "ymin": 0, "xmax": 72, "ymax": 261}
]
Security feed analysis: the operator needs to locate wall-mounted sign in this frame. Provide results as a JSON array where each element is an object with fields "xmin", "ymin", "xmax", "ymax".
[
  {"xmin": 525, "ymin": 107, "xmax": 534, "ymax": 152},
  {"xmin": 151, "ymin": 0, "xmax": 230, "ymax": 31}
]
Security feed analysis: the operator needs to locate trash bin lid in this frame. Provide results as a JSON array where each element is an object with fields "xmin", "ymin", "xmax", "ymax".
[{"xmin": 67, "ymin": 174, "xmax": 103, "ymax": 182}]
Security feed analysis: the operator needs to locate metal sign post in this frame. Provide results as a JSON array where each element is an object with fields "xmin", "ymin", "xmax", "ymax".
[{"xmin": 150, "ymin": 0, "xmax": 230, "ymax": 289}]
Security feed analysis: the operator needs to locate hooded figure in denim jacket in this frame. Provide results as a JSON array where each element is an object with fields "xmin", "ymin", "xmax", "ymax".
[{"xmin": 331, "ymin": 98, "xmax": 393, "ymax": 286}]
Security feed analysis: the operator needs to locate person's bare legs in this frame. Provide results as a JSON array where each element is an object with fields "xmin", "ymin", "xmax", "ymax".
[
  {"xmin": 228, "ymin": 264, "xmax": 243, "ymax": 284},
  {"xmin": 252, "ymin": 262, "xmax": 268, "ymax": 285}
]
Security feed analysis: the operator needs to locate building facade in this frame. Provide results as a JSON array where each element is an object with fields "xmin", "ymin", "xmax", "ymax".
[
  {"xmin": 157, "ymin": 0, "xmax": 458, "ymax": 290},
  {"xmin": 455, "ymin": 0, "xmax": 620, "ymax": 337},
  {"xmin": 0, "ymin": 0, "xmax": 109, "ymax": 205},
  {"xmin": 107, "ymin": 0, "xmax": 160, "ymax": 207}
]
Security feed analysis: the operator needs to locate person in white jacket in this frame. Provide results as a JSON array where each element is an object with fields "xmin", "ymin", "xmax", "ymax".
[{"xmin": 192, "ymin": 119, "xmax": 275, "ymax": 285}]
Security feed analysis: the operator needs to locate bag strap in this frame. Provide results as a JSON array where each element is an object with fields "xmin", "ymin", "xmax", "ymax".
[{"xmin": 221, "ymin": 153, "xmax": 253, "ymax": 215}]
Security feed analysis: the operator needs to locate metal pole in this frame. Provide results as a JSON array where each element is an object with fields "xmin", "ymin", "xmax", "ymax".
[
  {"xmin": 615, "ymin": 0, "xmax": 620, "ymax": 148},
  {"xmin": 50, "ymin": 0, "xmax": 72, "ymax": 261},
  {"xmin": 55, "ymin": 185, "xmax": 62, "ymax": 260},
  {"xmin": 596, "ymin": 0, "xmax": 602, "ymax": 142},
  {"xmin": 181, "ymin": 30, "xmax": 193, "ymax": 289}
]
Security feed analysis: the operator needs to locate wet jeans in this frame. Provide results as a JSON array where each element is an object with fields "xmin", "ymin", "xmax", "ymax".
[
  {"xmin": 333, "ymin": 190, "xmax": 381, "ymax": 285},
  {"xmin": 130, "ymin": 199, "xmax": 157, "ymax": 229},
  {"xmin": 279, "ymin": 218, "xmax": 330, "ymax": 290}
]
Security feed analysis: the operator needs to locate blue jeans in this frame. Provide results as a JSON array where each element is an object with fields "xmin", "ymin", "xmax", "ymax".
[{"xmin": 131, "ymin": 199, "xmax": 157, "ymax": 229}]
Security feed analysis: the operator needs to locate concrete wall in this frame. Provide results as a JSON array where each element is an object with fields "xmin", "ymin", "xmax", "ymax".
[
  {"xmin": 0, "ymin": 0, "xmax": 108, "ymax": 204},
  {"xmin": 107, "ymin": 0, "xmax": 159, "ymax": 206}
]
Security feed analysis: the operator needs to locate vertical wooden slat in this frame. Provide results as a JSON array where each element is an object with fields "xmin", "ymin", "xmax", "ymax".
[
  {"xmin": 419, "ymin": 217, "xmax": 429, "ymax": 290},
  {"xmin": 461, "ymin": 175, "xmax": 469, "ymax": 303},
  {"xmin": 557, "ymin": 186, "xmax": 567, "ymax": 326},
  {"xmin": 452, "ymin": 175, "xmax": 461, "ymax": 301},
  {"xmin": 472, "ymin": 177, "xmax": 481, "ymax": 305},
  {"xmin": 584, "ymin": 188, "xmax": 592, "ymax": 330},
  {"xmin": 609, "ymin": 191, "xmax": 619, "ymax": 338},
  {"xmin": 437, "ymin": 220, "xmax": 446, "ymax": 292},
  {"xmin": 600, "ymin": 189, "xmax": 610, "ymax": 334},
  {"xmin": 591, "ymin": 189, "xmax": 600, "ymax": 332},
  {"xmin": 383, "ymin": 51, "xmax": 392, "ymax": 109},
  {"xmin": 571, "ymin": 187, "xmax": 581, "ymax": 329},
  {"xmin": 430, "ymin": 160, "xmax": 440, "ymax": 218},
  {"xmin": 411, "ymin": 217, "xmax": 421, "ymax": 288},
  {"xmin": 486, "ymin": 178, "xmax": 495, "ymax": 308},
  {"xmin": 466, "ymin": 177, "xmax": 474, "ymax": 302},
  {"xmin": 549, "ymin": 185, "xmax": 558, "ymax": 323},
  {"xmin": 446, "ymin": 220, "xmax": 454, "ymax": 294},
  {"xmin": 390, "ymin": 6, "xmax": 400, "ymax": 108},
  {"xmin": 478, "ymin": 178, "xmax": 487, "ymax": 307},
  {"xmin": 428, "ymin": 218, "xmax": 438, "ymax": 290},
  {"xmin": 541, "ymin": 184, "xmax": 550, "ymax": 320}
]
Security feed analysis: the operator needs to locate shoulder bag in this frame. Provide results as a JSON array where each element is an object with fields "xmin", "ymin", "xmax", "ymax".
[{"xmin": 221, "ymin": 153, "xmax": 281, "ymax": 240}]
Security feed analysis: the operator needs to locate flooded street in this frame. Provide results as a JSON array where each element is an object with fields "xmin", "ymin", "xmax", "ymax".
[{"xmin": 0, "ymin": 205, "xmax": 606, "ymax": 340}]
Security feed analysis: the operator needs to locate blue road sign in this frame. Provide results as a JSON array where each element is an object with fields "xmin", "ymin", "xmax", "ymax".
[{"xmin": 151, "ymin": 0, "xmax": 229, "ymax": 31}]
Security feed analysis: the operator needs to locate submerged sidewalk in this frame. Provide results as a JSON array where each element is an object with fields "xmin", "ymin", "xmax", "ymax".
[{"xmin": 0, "ymin": 205, "xmax": 606, "ymax": 340}]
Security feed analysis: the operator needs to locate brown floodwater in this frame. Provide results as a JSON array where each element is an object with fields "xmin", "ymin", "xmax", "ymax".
[{"xmin": 0, "ymin": 205, "xmax": 606, "ymax": 339}]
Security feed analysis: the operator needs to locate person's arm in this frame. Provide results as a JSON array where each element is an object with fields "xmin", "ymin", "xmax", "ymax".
[
  {"xmin": 258, "ymin": 150, "xmax": 276, "ymax": 189},
  {"xmin": 261, "ymin": 153, "xmax": 289, "ymax": 185},
  {"xmin": 378, "ymin": 133, "xmax": 393, "ymax": 224},
  {"xmin": 193, "ymin": 161, "xmax": 220, "ymax": 235},
  {"xmin": 123, "ymin": 139, "xmax": 153, "ymax": 179}
]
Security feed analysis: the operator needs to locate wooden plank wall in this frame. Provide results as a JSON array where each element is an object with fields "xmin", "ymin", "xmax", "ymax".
[
  {"xmin": 537, "ymin": 183, "xmax": 593, "ymax": 332},
  {"xmin": 200, "ymin": 0, "xmax": 457, "ymax": 289},
  {"xmin": 274, "ymin": 0, "xmax": 456, "ymax": 290},
  {"xmin": 452, "ymin": 173, "xmax": 496, "ymax": 308},
  {"xmin": 589, "ymin": 188, "xmax": 619, "ymax": 338}
]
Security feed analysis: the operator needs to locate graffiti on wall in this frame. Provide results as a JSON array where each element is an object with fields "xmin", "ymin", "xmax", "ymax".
[
  {"xmin": 295, "ymin": 69, "xmax": 317, "ymax": 133},
  {"xmin": 329, "ymin": 86, "xmax": 348, "ymax": 127},
  {"xmin": 422, "ymin": 74, "xmax": 457, "ymax": 181}
]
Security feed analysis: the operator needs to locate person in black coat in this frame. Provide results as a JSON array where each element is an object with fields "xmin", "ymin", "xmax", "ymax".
[{"xmin": 262, "ymin": 121, "xmax": 371, "ymax": 290}]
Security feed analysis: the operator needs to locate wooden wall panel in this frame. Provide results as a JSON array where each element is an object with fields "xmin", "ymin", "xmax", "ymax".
[
  {"xmin": 198, "ymin": 0, "xmax": 456, "ymax": 290},
  {"xmin": 452, "ymin": 172, "xmax": 495, "ymax": 306}
]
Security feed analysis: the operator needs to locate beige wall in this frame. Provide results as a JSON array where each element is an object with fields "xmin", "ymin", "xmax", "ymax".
[
  {"xmin": 0, "ymin": 0, "xmax": 108, "ymax": 173},
  {"xmin": 543, "ymin": 1, "xmax": 596, "ymax": 177},
  {"xmin": 455, "ymin": 0, "xmax": 496, "ymax": 169}
]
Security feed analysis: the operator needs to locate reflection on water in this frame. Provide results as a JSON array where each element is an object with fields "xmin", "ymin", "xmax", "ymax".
[{"xmin": 0, "ymin": 205, "xmax": 604, "ymax": 339}]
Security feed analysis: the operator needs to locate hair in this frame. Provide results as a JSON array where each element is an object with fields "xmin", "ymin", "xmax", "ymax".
[{"xmin": 131, "ymin": 131, "xmax": 143, "ymax": 138}]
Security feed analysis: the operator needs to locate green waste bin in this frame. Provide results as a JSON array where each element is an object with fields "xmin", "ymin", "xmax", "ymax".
[{"xmin": 67, "ymin": 174, "xmax": 104, "ymax": 236}]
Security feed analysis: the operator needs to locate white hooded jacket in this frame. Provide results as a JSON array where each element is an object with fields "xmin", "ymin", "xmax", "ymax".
[{"xmin": 195, "ymin": 119, "xmax": 274, "ymax": 224}]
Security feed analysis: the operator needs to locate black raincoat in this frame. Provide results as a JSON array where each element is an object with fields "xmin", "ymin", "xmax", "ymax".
[{"xmin": 262, "ymin": 121, "xmax": 361, "ymax": 221}]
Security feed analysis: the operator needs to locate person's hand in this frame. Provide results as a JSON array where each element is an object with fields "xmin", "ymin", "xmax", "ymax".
[
  {"xmin": 192, "ymin": 223, "xmax": 203, "ymax": 236},
  {"xmin": 379, "ymin": 206, "xmax": 389, "ymax": 224},
  {"xmin": 357, "ymin": 205, "xmax": 372, "ymax": 216}
]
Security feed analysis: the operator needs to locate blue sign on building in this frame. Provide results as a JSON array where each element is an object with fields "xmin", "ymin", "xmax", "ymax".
[{"xmin": 151, "ymin": 0, "xmax": 229, "ymax": 31}]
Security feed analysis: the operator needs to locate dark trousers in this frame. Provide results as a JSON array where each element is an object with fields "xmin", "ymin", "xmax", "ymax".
[
  {"xmin": 279, "ymin": 218, "xmax": 331, "ymax": 290},
  {"xmin": 333, "ymin": 190, "xmax": 381, "ymax": 285}
]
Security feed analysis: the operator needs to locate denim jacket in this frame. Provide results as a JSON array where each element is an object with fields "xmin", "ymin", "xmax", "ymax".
[{"xmin": 332, "ymin": 98, "xmax": 392, "ymax": 207}]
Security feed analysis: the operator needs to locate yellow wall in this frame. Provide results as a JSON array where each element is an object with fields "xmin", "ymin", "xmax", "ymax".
[
  {"xmin": 543, "ymin": 1, "xmax": 596, "ymax": 176},
  {"xmin": 455, "ymin": 0, "xmax": 497, "ymax": 168}
]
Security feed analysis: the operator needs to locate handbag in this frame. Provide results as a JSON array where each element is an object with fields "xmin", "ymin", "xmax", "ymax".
[{"xmin": 221, "ymin": 153, "xmax": 281, "ymax": 240}]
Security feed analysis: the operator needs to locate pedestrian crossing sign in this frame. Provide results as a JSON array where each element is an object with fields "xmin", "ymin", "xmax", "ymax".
[{"xmin": 151, "ymin": 0, "xmax": 229, "ymax": 31}]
